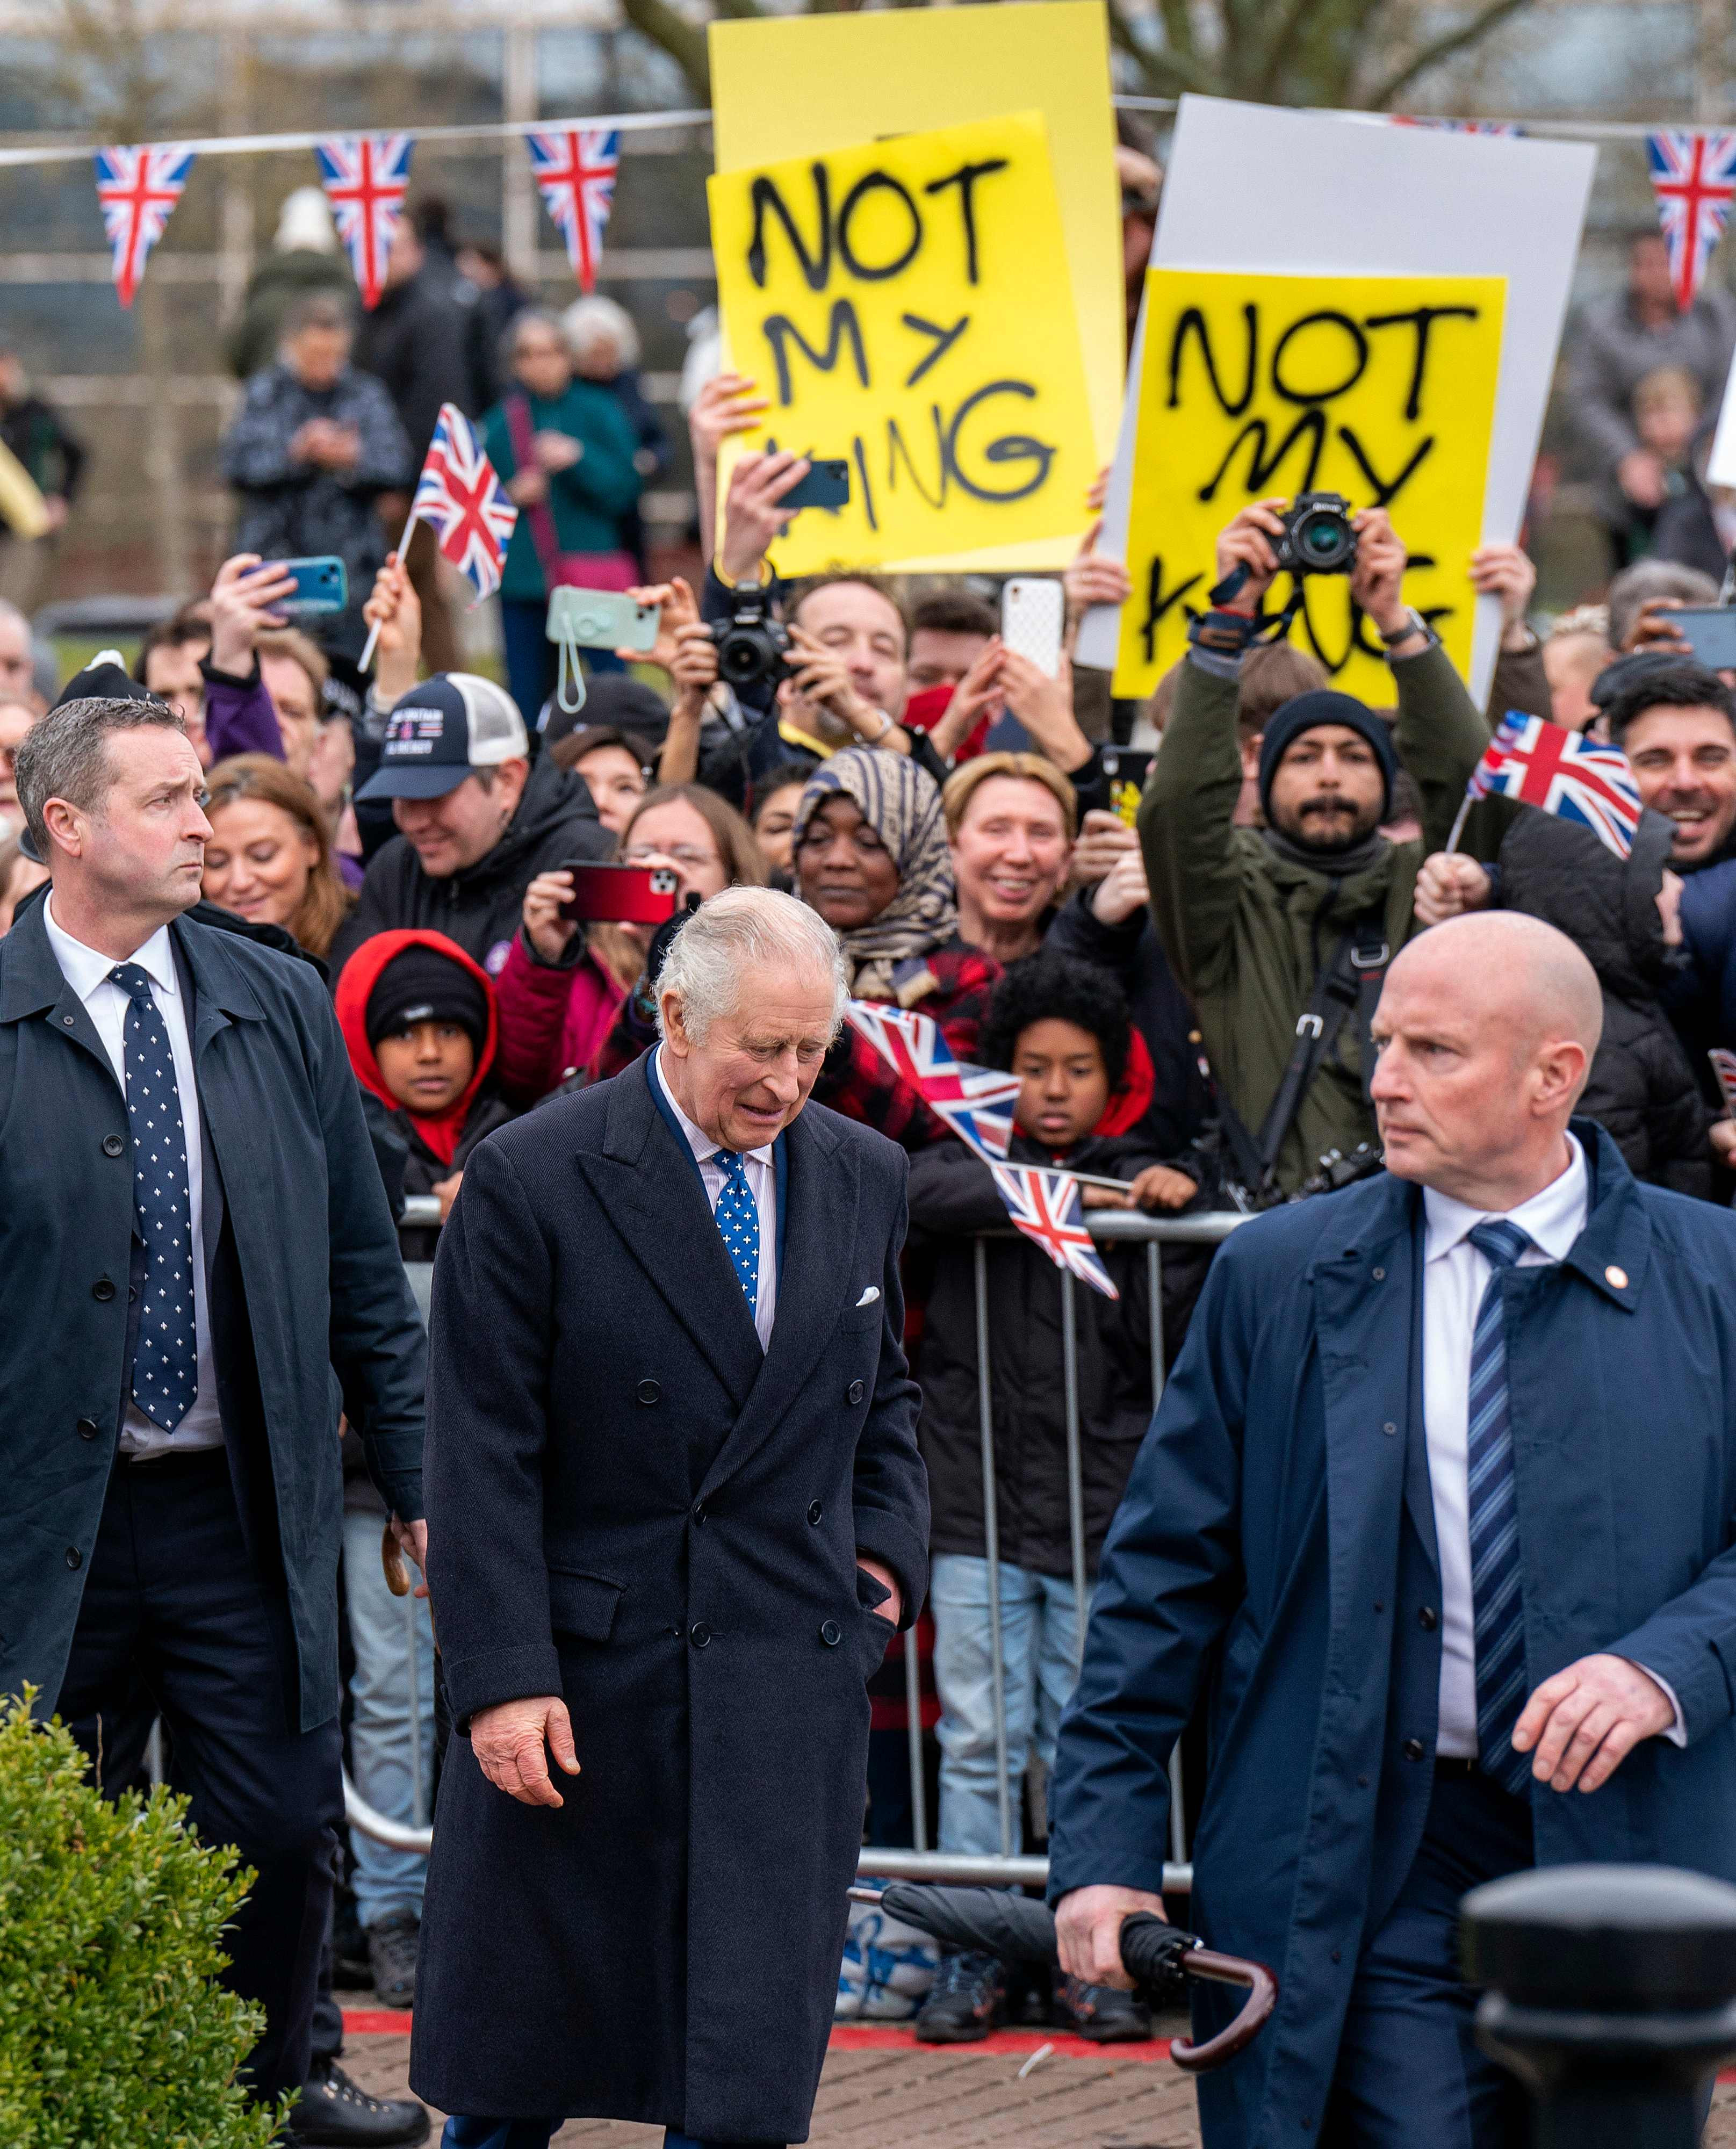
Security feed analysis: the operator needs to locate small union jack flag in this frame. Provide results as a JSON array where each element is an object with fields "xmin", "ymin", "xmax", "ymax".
[
  {"xmin": 845, "ymin": 1001, "xmax": 1021, "ymax": 1162},
  {"xmin": 526, "ymin": 128, "xmax": 620, "ymax": 293},
  {"xmin": 314, "ymin": 135, "xmax": 413, "ymax": 311},
  {"xmin": 1465, "ymin": 711, "xmax": 1644, "ymax": 858},
  {"xmin": 409, "ymin": 403, "xmax": 518, "ymax": 601},
  {"xmin": 1647, "ymin": 131, "xmax": 1736, "ymax": 311},
  {"xmin": 95, "ymin": 144, "xmax": 195, "ymax": 309},
  {"xmin": 989, "ymin": 1164, "xmax": 1119, "ymax": 1301}
]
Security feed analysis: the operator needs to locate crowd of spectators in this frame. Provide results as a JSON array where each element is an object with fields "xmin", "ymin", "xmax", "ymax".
[{"xmin": 17, "ymin": 178, "xmax": 1736, "ymax": 2136}]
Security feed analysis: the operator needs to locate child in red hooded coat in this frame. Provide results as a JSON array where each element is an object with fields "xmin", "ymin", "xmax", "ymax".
[{"xmin": 336, "ymin": 929, "xmax": 516, "ymax": 1261}]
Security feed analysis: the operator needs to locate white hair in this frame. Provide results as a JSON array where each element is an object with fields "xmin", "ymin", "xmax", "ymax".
[
  {"xmin": 655, "ymin": 886, "xmax": 846, "ymax": 1045},
  {"xmin": 561, "ymin": 293, "xmax": 640, "ymax": 371}
]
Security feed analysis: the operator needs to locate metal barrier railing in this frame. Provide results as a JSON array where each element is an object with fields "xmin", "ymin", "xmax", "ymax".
[{"xmin": 344, "ymin": 1210, "xmax": 1249, "ymax": 1896}]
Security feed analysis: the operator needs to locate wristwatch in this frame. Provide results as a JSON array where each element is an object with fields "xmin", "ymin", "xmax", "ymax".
[{"xmin": 1378, "ymin": 608, "xmax": 1436, "ymax": 651}]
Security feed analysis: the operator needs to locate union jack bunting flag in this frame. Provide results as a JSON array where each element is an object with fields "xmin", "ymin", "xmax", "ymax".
[
  {"xmin": 314, "ymin": 135, "xmax": 413, "ymax": 310},
  {"xmin": 95, "ymin": 145, "xmax": 195, "ymax": 308},
  {"xmin": 526, "ymin": 128, "xmax": 620, "ymax": 293},
  {"xmin": 989, "ymin": 1164, "xmax": 1119, "ymax": 1301},
  {"xmin": 1647, "ymin": 131, "xmax": 1736, "ymax": 310},
  {"xmin": 409, "ymin": 403, "xmax": 518, "ymax": 601},
  {"xmin": 844, "ymin": 1001, "xmax": 1021, "ymax": 1163},
  {"xmin": 1465, "ymin": 711, "xmax": 1644, "ymax": 859}
]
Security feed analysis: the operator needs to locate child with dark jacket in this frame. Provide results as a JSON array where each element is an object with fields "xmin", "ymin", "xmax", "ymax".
[
  {"xmin": 904, "ymin": 952, "xmax": 1205, "ymax": 2048},
  {"xmin": 335, "ymin": 927, "xmax": 516, "ymax": 1260}
]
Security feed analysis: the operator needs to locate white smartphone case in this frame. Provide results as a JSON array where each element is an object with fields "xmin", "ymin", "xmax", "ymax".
[{"xmin": 1001, "ymin": 576, "xmax": 1065, "ymax": 679}]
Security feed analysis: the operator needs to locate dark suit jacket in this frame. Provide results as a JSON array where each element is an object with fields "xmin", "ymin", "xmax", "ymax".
[
  {"xmin": 0, "ymin": 898, "xmax": 426, "ymax": 1732},
  {"xmin": 412, "ymin": 1052, "xmax": 928, "ymax": 2139},
  {"xmin": 1048, "ymin": 1121, "xmax": 1736, "ymax": 2149}
]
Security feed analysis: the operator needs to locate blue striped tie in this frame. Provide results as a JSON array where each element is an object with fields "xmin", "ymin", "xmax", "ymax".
[{"xmin": 1466, "ymin": 1218, "xmax": 1534, "ymax": 1797}]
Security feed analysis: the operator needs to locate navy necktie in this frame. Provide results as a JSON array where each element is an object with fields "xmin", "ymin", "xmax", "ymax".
[
  {"xmin": 111, "ymin": 962, "xmax": 198, "ymax": 1430},
  {"xmin": 713, "ymin": 1150, "xmax": 760, "ymax": 1324},
  {"xmin": 1466, "ymin": 1218, "xmax": 1533, "ymax": 1797}
]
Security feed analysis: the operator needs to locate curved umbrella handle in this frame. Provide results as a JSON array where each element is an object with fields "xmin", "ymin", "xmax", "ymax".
[{"xmin": 1170, "ymin": 1946, "xmax": 1279, "ymax": 2073}]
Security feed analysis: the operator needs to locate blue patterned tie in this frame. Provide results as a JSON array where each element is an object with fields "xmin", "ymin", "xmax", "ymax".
[
  {"xmin": 1466, "ymin": 1218, "xmax": 1534, "ymax": 1797},
  {"xmin": 111, "ymin": 962, "xmax": 198, "ymax": 1430},
  {"xmin": 713, "ymin": 1150, "xmax": 760, "ymax": 1323}
]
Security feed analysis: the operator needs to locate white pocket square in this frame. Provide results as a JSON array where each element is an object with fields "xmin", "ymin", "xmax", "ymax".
[{"xmin": 855, "ymin": 1285, "xmax": 881, "ymax": 1308}]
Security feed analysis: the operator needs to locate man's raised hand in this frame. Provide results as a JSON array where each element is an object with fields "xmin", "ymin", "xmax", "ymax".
[
  {"xmin": 471, "ymin": 1694, "xmax": 581, "ymax": 1808},
  {"xmin": 1213, "ymin": 500, "xmax": 1289, "ymax": 617}
]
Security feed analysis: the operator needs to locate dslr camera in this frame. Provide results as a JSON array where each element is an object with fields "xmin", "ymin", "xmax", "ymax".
[
  {"xmin": 1272, "ymin": 492, "xmax": 1358, "ymax": 577},
  {"xmin": 714, "ymin": 582, "xmax": 793, "ymax": 693}
]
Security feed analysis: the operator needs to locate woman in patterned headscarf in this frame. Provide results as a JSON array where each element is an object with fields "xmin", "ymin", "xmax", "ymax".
[{"xmin": 792, "ymin": 746, "xmax": 1002, "ymax": 1148}]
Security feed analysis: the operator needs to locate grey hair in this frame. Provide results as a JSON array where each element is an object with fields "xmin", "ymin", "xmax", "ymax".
[
  {"xmin": 502, "ymin": 305, "xmax": 571, "ymax": 382},
  {"xmin": 562, "ymin": 293, "xmax": 639, "ymax": 371},
  {"xmin": 1607, "ymin": 559, "xmax": 1719, "ymax": 651},
  {"xmin": 655, "ymin": 885, "xmax": 846, "ymax": 1045},
  {"xmin": 15, "ymin": 695, "xmax": 185, "ymax": 854},
  {"xmin": 281, "ymin": 290, "xmax": 354, "ymax": 342}
]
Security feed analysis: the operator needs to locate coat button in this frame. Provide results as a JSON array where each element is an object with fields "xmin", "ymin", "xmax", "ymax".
[
  {"xmin": 820, "ymin": 1620, "xmax": 842, "ymax": 1647},
  {"xmin": 1381, "ymin": 1422, "xmax": 1398, "ymax": 1436},
  {"xmin": 808, "ymin": 1501, "xmax": 823, "ymax": 1525},
  {"xmin": 847, "ymin": 1380, "xmax": 865, "ymax": 1406},
  {"xmin": 65, "ymin": 1547, "xmax": 82, "ymax": 1570},
  {"xmin": 692, "ymin": 1499, "xmax": 707, "ymax": 1524},
  {"xmin": 636, "ymin": 1380, "xmax": 660, "ymax": 1405},
  {"xmin": 690, "ymin": 1622, "xmax": 711, "ymax": 1648},
  {"xmin": 75, "ymin": 1418, "xmax": 97, "ymax": 1441},
  {"xmin": 1402, "ymin": 1737, "xmax": 1425, "ymax": 1762},
  {"xmin": 1418, "ymin": 1605, "xmax": 1439, "ymax": 1632},
  {"xmin": 92, "ymin": 1279, "xmax": 114, "ymax": 1302},
  {"xmin": 102, "ymin": 1134, "xmax": 124, "ymax": 1158}
]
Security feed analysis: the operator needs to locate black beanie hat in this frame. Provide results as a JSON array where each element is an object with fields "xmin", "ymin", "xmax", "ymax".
[
  {"xmin": 1257, "ymin": 688, "xmax": 1399, "ymax": 821},
  {"xmin": 365, "ymin": 943, "xmax": 489, "ymax": 1057}
]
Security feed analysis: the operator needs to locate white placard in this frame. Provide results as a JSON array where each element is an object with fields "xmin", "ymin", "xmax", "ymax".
[
  {"xmin": 1078, "ymin": 97, "xmax": 1596, "ymax": 702},
  {"xmin": 1706, "ymin": 352, "xmax": 1736, "ymax": 489}
]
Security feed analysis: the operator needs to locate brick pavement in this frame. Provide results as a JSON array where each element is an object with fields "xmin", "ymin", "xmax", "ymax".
[{"xmin": 341, "ymin": 2024, "xmax": 1736, "ymax": 2146}]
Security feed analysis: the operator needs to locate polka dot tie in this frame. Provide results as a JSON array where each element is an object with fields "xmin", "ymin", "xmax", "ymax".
[
  {"xmin": 111, "ymin": 962, "xmax": 198, "ymax": 1431},
  {"xmin": 713, "ymin": 1149, "xmax": 760, "ymax": 1322}
]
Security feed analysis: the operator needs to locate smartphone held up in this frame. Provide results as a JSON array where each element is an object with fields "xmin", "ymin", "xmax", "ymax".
[{"xmin": 558, "ymin": 862, "xmax": 681, "ymax": 927}]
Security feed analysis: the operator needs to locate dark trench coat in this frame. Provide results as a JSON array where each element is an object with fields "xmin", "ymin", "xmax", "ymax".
[
  {"xmin": 410, "ymin": 1054, "xmax": 928, "ymax": 2138},
  {"xmin": 1047, "ymin": 1121, "xmax": 1736, "ymax": 2148}
]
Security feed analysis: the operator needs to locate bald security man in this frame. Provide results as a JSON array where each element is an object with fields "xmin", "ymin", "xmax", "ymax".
[{"xmin": 1045, "ymin": 912, "xmax": 1736, "ymax": 2149}]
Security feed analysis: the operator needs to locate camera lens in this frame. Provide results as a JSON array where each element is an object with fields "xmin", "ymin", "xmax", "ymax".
[{"xmin": 1300, "ymin": 515, "xmax": 1336, "ymax": 559}]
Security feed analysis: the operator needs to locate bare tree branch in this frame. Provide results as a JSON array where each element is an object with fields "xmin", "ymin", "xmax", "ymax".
[
  {"xmin": 1105, "ymin": 0, "xmax": 1214, "ymax": 97},
  {"xmin": 615, "ymin": 0, "xmax": 718, "ymax": 99},
  {"xmin": 1365, "ymin": 0, "xmax": 1533, "ymax": 109}
]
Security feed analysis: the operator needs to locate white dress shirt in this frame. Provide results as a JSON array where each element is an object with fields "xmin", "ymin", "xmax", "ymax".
[
  {"xmin": 44, "ymin": 893, "xmax": 223, "ymax": 1458},
  {"xmin": 1422, "ymin": 1132, "xmax": 1682, "ymax": 1755},
  {"xmin": 653, "ymin": 1046, "xmax": 778, "ymax": 1349}
]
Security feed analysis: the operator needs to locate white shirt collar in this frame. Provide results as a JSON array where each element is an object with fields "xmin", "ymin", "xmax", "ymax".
[
  {"xmin": 43, "ymin": 890, "xmax": 178, "ymax": 1004},
  {"xmin": 1423, "ymin": 1131, "xmax": 1588, "ymax": 1267},
  {"xmin": 652, "ymin": 1044, "xmax": 775, "ymax": 1169}
]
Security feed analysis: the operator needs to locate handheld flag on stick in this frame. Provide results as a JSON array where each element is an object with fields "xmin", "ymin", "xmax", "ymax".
[
  {"xmin": 989, "ymin": 1164, "xmax": 1120, "ymax": 1300},
  {"xmin": 359, "ymin": 403, "xmax": 517, "ymax": 672},
  {"xmin": 1710, "ymin": 1049, "xmax": 1736, "ymax": 1118},
  {"xmin": 1646, "ymin": 131, "xmax": 1736, "ymax": 311},
  {"xmin": 526, "ymin": 127, "xmax": 620, "ymax": 292},
  {"xmin": 844, "ymin": 1001, "xmax": 1021, "ymax": 1163},
  {"xmin": 95, "ymin": 145, "xmax": 195, "ymax": 308},
  {"xmin": 315, "ymin": 134, "xmax": 413, "ymax": 309},
  {"xmin": 1444, "ymin": 711, "xmax": 1643, "ymax": 859}
]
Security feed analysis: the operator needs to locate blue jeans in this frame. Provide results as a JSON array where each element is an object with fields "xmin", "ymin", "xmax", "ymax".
[
  {"xmin": 441, "ymin": 2125, "xmax": 779, "ymax": 2147},
  {"xmin": 929, "ymin": 1553, "xmax": 1081, "ymax": 1856},
  {"xmin": 342, "ymin": 1507, "xmax": 436, "ymax": 1927}
]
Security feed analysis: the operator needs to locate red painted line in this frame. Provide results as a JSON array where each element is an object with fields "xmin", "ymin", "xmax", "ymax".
[
  {"xmin": 344, "ymin": 2008, "xmax": 415, "ymax": 2035},
  {"xmin": 827, "ymin": 2024, "xmax": 1174, "ymax": 2064}
]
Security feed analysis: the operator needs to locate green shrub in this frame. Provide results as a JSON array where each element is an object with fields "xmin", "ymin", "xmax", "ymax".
[{"xmin": 0, "ymin": 1692, "xmax": 286, "ymax": 2147}]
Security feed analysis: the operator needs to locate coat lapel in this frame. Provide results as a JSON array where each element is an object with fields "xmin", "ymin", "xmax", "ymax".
[
  {"xmin": 580, "ymin": 1058, "xmax": 764, "ymax": 1407},
  {"xmin": 697, "ymin": 1105, "xmax": 858, "ymax": 1504},
  {"xmin": 0, "ymin": 895, "xmax": 119, "ymax": 1091}
]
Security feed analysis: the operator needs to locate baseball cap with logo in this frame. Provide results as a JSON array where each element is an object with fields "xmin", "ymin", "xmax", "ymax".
[{"xmin": 356, "ymin": 673, "xmax": 529, "ymax": 802}]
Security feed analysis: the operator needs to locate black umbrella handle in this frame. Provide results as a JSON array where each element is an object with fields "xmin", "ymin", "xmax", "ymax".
[{"xmin": 1119, "ymin": 1915, "xmax": 1278, "ymax": 2073}]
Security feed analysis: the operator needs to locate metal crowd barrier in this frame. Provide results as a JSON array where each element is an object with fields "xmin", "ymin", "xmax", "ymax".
[{"xmin": 343, "ymin": 1210, "xmax": 1251, "ymax": 1890}]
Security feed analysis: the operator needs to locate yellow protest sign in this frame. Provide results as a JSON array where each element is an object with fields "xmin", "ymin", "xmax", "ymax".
[
  {"xmin": 707, "ymin": 112, "xmax": 1098, "ymax": 576},
  {"xmin": 1112, "ymin": 269, "xmax": 1506, "ymax": 704}
]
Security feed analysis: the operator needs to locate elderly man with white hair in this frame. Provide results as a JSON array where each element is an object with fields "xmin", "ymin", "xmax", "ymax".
[{"xmin": 412, "ymin": 885, "xmax": 928, "ymax": 2149}]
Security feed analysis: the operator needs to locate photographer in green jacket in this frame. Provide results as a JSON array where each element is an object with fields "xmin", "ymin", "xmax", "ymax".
[{"xmin": 1139, "ymin": 499, "xmax": 1493, "ymax": 1199}]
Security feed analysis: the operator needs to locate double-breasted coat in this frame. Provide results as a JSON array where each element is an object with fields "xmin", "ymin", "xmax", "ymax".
[
  {"xmin": 1047, "ymin": 1123, "xmax": 1736, "ymax": 2148},
  {"xmin": 410, "ymin": 1054, "xmax": 929, "ymax": 2139}
]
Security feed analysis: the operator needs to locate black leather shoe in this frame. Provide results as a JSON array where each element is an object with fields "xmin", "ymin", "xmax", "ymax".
[
  {"xmin": 1051, "ymin": 1970, "xmax": 1154, "ymax": 2042},
  {"xmin": 366, "ymin": 1909, "xmax": 421, "ymax": 2008},
  {"xmin": 915, "ymin": 1950, "xmax": 1006, "ymax": 2042},
  {"xmin": 283, "ymin": 2060, "xmax": 430, "ymax": 2146}
]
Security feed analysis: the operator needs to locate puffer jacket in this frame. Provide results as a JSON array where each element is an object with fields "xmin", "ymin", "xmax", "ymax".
[
  {"xmin": 1497, "ymin": 805, "xmax": 1717, "ymax": 1196},
  {"xmin": 1140, "ymin": 640, "xmax": 1494, "ymax": 1193}
]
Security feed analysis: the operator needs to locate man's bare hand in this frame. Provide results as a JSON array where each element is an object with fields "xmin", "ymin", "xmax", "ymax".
[
  {"xmin": 1414, "ymin": 852, "xmax": 1494, "ymax": 927},
  {"xmin": 388, "ymin": 1515, "xmax": 430, "ymax": 1601},
  {"xmin": 1090, "ymin": 848, "xmax": 1150, "ymax": 926},
  {"xmin": 208, "ymin": 553, "xmax": 296, "ymax": 674},
  {"xmin": 857, "ymin": 1557, "xmax": 902, "ymax": 1628},
  {"xmin": 1055, "ymin": 1884, "xmax": 1168, "ymax": 1990},
  {"xmin": 1470, "ymin": 542, "xmax": 1538, "ymax": 650},
  {"xmin": 1064, "ymin": 520, "xmax": 1132, "ymax": 628},
  {"xmin": 471, "ymin": 1694, "xmax": 581, "ymax": 1808},
  {"xmin": 1511, "ymin": 1654, "xmax": 1676, "ymax": 1793},
  {"xmin": 1071, "ymin": 806, "xmax": 1139, "ymax": 890},
  {"xmin": 1622, "ymin": 596, "xmax": 1694, "ymax": 657},
  {"xmin": 1213, "ymin": 500, "xmax": 1288, "ymax": 617},
  {"xmin": 1348, "ymin": 507, "xmax": 1410, "ymax": 639},
  {"xmin": 719, "ymin": 449, "xmax": 809, "ymax": 585}
]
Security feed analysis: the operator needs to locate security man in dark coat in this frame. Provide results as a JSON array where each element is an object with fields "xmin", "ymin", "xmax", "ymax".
[
  {"xmin": 1049, "ymin": 910, "xmax": 1736, "ymax": 2149},
  {"xmin": 411, "ymin": 885, "xmax": 928, "ymax": 2149},
  {"xmin": 0, "ymin": 687, "xmax": 427, "ymax": 2107}
]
